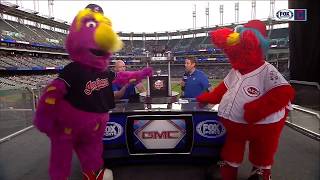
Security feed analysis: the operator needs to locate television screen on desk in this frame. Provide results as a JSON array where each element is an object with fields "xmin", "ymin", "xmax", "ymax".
[
  {"xmin": 126, "ymin": 115, "xmax": 193, "ymax": 154},
  {"xmin": 149, "ymin": 76, "xmax": 169, "ymax": 97}
]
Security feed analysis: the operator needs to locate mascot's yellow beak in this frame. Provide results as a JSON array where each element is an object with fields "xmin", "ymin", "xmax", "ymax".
[
  {"xmin": 226, "ymin": 32, "xmax": 240, "ymax": 46},
  {"xmin": 95, "ymin": 23, "xmax": 123, "ymax": 53}
]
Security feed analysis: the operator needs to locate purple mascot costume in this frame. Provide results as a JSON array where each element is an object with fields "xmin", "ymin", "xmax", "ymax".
[{"xmin": 34, "ymin": 4, "xmax": 152, "ymax": 180}]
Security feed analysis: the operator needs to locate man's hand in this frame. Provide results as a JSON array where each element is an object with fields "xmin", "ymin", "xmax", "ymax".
[
  {"xmin": 129, "ymin": 79, "xmax": 137, "ymax": 84},
  {"xmin": 180, "ymin": 81, "xmax": 185, "ymax": 87},
  {"xmin": 197, "ymin": 102, "xmax": 208, "ymax": 109}
]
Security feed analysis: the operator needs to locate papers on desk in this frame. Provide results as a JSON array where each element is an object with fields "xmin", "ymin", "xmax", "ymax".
[
  {"xmin": 178, "ymin": 99, "xmax": 189, "ymax": 104},
  {"xmin": 210, "ymin": 104, "xmax": 219, "ymax": 112},
  {"xmin": 151, "ymin": 104, "xmax": 168, "ymax": 109}
]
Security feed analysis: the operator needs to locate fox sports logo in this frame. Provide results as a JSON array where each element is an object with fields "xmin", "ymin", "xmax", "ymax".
[
  {"xmin": 103, "ymin": 122, "xmax": 123, "ymax": 140},
  {"xmin": 276, "ymin": 9, "xmax": 294, "ymax": 20},
  {"xmin": 196, "ymin": 120, "xmax": 226, "ymax": 138}
]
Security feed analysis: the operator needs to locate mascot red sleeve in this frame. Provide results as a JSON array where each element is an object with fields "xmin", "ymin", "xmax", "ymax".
[
  {"xmin": 33, "ymin": 4, "xmax": 152, "ymax": 180},
  {"xmin": 197, "ymin": 20, "xmax": 294, "ymax": 180}
]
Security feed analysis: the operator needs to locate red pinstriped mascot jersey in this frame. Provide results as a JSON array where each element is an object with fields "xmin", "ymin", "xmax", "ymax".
[{"xmin": 197, "ymin": 20, "xmax": 295, "ymax": 180}]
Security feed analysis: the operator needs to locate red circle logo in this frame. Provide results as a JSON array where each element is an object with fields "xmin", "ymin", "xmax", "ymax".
[{"xmin": 244, "ymin": 86, "xmax": 260, "ymax": 97}]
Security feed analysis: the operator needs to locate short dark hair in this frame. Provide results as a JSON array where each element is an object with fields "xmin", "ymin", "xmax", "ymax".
[{"xmin": 185, "ymin": 56, "xmax": 196, "ymax": 64}]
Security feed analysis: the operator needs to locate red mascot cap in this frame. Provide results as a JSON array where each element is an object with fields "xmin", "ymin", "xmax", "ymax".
[{"xmin": 244, "ymin": 20, "xmax": 267, "ymax": 37}]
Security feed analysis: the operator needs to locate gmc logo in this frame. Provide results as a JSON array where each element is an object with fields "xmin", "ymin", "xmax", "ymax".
[
  {"xmin": 134, "ymin": 120, "xmax": 186, "ymax": 149},
  {"xmin": 142, "ymin": 131, "xmax": 180, "ymax": 139}
]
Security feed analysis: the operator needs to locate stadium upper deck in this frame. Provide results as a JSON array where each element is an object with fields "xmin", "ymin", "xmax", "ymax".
[
  {"xmin": 0, "ymin": 1, "xmax": 289, "ymax": 55},
  {"xmin": 0, "ymin": 1, "xmax": 290, "ymax": 89},
  {"xmin": 0, "ymin": 2, "xmax": 290, "ymax": 92}
]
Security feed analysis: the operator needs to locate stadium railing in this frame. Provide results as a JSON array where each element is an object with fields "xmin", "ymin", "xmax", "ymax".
[{"xmin": 0, "ymin": 86, "xmax": 37, "ymax": 142}]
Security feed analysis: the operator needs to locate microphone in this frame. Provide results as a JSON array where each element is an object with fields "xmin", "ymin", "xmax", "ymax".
[{"xmin": 181, "ymin": 72, "xmax": 188, "ymax": 91}]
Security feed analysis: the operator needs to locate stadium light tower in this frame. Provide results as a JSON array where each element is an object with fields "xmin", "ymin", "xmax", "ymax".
[
  {"xmin": 48, "ymin": 0, "xmax": 54, "ymax": 17},
  {"xmin": 251, "ymin": 0, "xmax": 256, "ymax": 20},
  {"xmin": 15, "ymin": 0, "xmax": 21, "ymax": 7},
  {"xmin": 33, "ymin": 0, "xmax": 39, "ymax": 12},
  {"xmin": 192, "ymin": 4, "xmax": 196, "ymax": 29},
  {"xmin": 235, "ymin": 2, "xmax": 239, "ymax": 23},
  {"xmin": 219, "ymin": 4, "xmax": 224, "ymax": 25},
  {"xmin": 205, "ymin": 2, "xmax": 209, "ymax": 27},
  {"xmin": 269, "ymin": 0, "xmax": 275, "ymax": 19},
  {"xmin": 267, "ymin": 0, "xmax": 276, "ymax": 38}
]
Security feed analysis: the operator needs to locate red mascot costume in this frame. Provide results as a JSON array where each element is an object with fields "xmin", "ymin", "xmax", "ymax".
[{"xmin": 197, "ymin": 20, "xmax": 295, "ymax": 180}]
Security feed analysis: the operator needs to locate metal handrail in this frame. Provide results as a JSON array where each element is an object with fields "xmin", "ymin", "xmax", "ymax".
[
  {"xmin": 286, "ymin": 104, "xmax": 320, "ymax": 141},
  {"xmin": 286, "ymin": 121, "xmax": 320, "ymax": 141},
  {"xmin": 0, "ymin": 125, "xmax": 34, "ymax": 144},
  {"xmin": 292, "ymin": 104, "xmax": 320, "ymax": 120}
]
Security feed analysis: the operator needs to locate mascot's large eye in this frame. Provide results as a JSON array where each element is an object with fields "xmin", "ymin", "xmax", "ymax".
[{"xmin": 86, "ymin": 21, "xmax": 97, "ymax": 28}]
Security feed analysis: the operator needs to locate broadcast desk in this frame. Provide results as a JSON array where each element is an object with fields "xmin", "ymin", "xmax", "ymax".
[{"xmin": 103, "ymin": 99, "xmax": 225, "ymax": 166}]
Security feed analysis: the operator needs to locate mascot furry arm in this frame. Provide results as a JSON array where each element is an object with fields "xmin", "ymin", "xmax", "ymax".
[
  {"xmin": 112, "ymin": 67, "xmax": 153, "ymax": 86},
  {"xmin": 244, "ymin": 86, "xmax": 294, "ymax": 124},
  {"xmin": 197, "ymin": 24, "xmax": 294, "ymax": 124},
  {"xmin": 34, "ymin": 79, "xmax": 67, "ymax": 134},
  {"xmin": 196, "ymin": 82, "xmax": 227, "ymax": 104}
]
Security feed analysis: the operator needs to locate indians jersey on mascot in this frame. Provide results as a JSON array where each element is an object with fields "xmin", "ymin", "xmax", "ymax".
[
  {"xmin": 197, "ymin": 20, "xmax": 295, "ymax": 180},
  {"xmin": 34, "ymin": 4, "xmax": 152, "ymax": 180}
]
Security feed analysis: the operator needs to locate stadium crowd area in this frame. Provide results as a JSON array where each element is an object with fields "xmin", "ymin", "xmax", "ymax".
[{"xmin": 0, "ymin": 15, "xmax": 289, "ymax": 89}]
